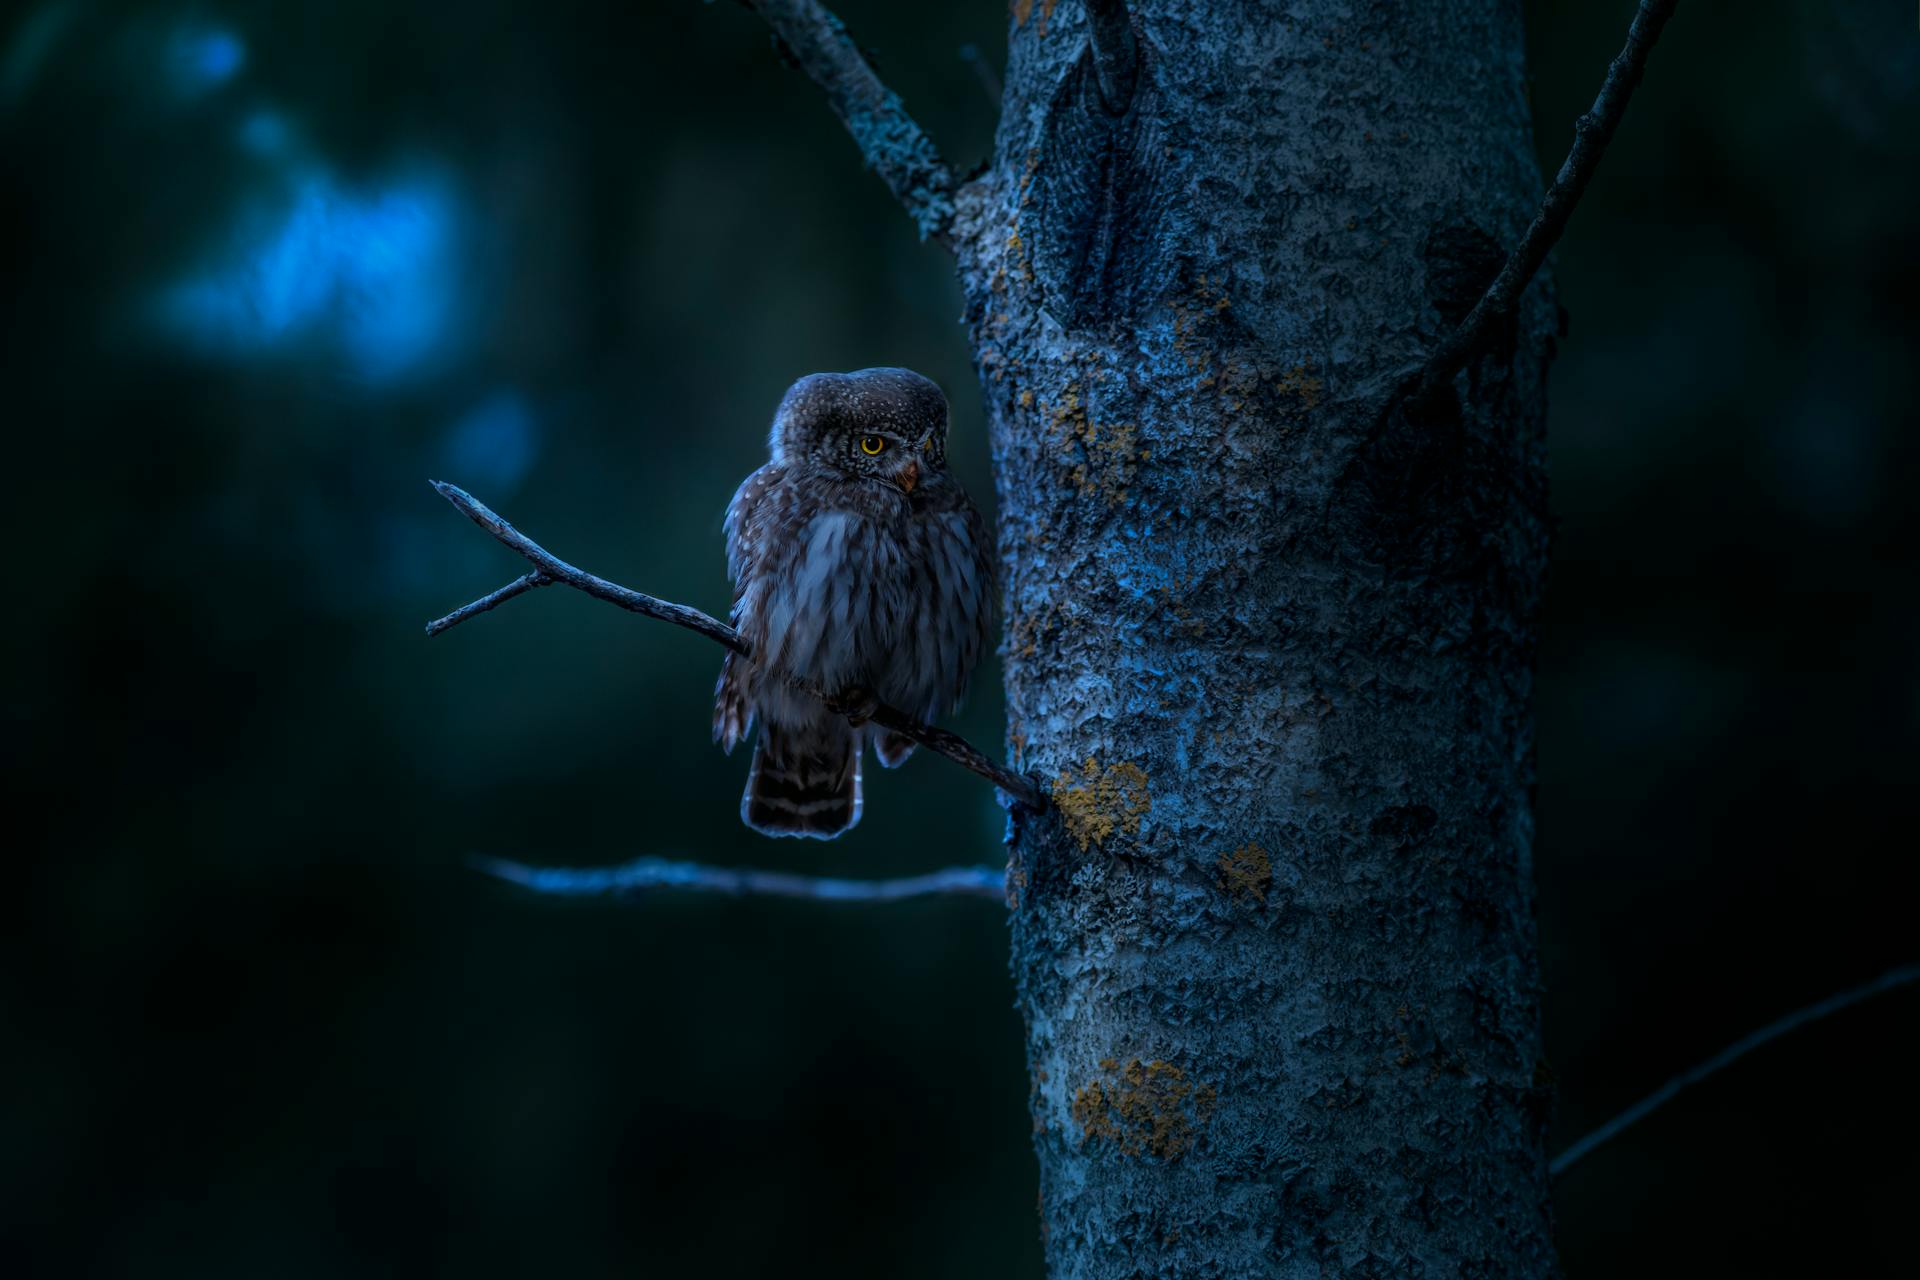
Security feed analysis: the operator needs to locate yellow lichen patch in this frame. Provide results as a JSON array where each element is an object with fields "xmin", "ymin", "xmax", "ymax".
[
  {"xmin": 1046, "ymin": 380, "xmax": 1084, "ymax": 436},
  {"xmin": 1006, "ymin": 599, "xmax": 1063, "ymax": 660},
  {"xmin": 999, "ymin": 225, "xmax": 1035, "ymax": 286},
  {"xmin": 1069, "ymin": 418, "xmax": 1140, "ymax": 507},
  {"xmin": 1217, "ymin": 842, "xmax": 1272, "ymax": 906},
  {"xmin": 1070, "ymin": 1059, "xmax": 1218, "ymax": 1159},
  {"xmin": 1053, "ymin": 757, "xmax": 1151, "ymax": 851},
  {"xmin": 1168, "ymin": 277, "xmax": 1236, "ymax": 380},
  {"xmin": 1274, "ymin": 362, "xmax": 1324, "ymax": 412},
  {"xmin": 1011, "ymin": 0, "xmax": 1033, "ymax": 24},
  {"xmin": 1045, "ymin": 380, "xmax": 1139, "ymax": 507},
  {"xmin": 1195, "ymin": 274, "xmax": 1232, "ymax": 316}
]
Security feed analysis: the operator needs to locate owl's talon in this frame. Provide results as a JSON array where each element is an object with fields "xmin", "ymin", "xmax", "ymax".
[{"xmin": 827, "ymin": 684, "xmax": 880, "ymax": 726}]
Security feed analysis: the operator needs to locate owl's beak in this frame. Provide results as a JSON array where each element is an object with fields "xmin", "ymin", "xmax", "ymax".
[{"xmin": 895, "ymin": 460, "xmax": 920, "ymax": 494}]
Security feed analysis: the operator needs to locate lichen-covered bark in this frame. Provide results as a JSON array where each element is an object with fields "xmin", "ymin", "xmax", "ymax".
[{"xmin": 953, "ymin": 2, "xmax": 1561, "ymax": 1274}]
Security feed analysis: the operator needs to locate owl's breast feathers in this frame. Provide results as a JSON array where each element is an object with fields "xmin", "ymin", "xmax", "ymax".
[{"xmin": 714, "ymin": 462, "xmax": 994, "ymax": 741}]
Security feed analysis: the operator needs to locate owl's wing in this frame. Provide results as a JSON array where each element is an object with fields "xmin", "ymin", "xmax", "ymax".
[
  {"xmin": 713, "ymin": 463, "xmax": 786, "ymax": 752},
  {"xmin": 723, "ymin": 462, "xmax": 785, "ymax": 594}
]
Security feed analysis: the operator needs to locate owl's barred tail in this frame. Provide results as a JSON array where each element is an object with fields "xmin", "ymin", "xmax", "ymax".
[{"xmin": 742, "ymin": 724, "xmax": 863, "ymax": 839}]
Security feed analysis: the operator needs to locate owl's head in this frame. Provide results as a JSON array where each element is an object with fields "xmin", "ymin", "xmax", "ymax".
[{"xmin": 769, "ymin": 367, "xmax": 950, "ymax": 494}]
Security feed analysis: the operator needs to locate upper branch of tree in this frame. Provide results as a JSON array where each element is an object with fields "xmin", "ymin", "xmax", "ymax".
[
  {"xmin": 424, "ymin": 481, "xmax": 1047, "ymax": 812},
  {"xmin": 1083, "ymin": 0, "xmax": 1139, "ymax": 113},
  {"xmin": 1551, "ymin": 962, "xmax": 1920, "ymax": 1177},
  {"xmin": 741, "ymin": 0, "xmax": 958, "ymax": 245},
  {"xmin": 1418, "ymin": 0, "xmax": 1679, "ymax": 397},
  {"xmin": 473, "ymin": 853, "xmax": 1008, "ymax": 904}
]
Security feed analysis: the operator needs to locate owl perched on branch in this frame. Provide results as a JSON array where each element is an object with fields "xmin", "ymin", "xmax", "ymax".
[{"xmin": 713, "ymin": 368, "xmax": 995, "ymax": 838}]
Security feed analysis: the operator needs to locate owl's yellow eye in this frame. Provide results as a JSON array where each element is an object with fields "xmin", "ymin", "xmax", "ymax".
[{"xmin": 859, "ymin": 435, "xmax": 887, "ymax": 456}]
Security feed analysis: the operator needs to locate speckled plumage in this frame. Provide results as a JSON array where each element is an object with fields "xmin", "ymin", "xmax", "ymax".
[{"xmin": 714, "ymin": 368, "xmax": 995, "ymax": 838}]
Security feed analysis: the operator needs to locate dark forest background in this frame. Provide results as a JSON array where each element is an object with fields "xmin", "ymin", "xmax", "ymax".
[{"xmin": 3, "ymin": 2, "xmax": 1915, "ymax": 1275}]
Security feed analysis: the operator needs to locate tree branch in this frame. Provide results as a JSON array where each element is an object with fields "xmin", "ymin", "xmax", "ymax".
[
  {"xmin": 1551, "ymin": 962, "xmax": 1920, "ymax": 1177},
  {"xmin": 425, "ymin": 570, "xmax": 551, "ymax": 637},
  {"xmin": 1419, "ymin": 0, "xmax": 1679, "ymax": 397},
  {"xmin": 423, "ymin": 481, "xmax": 746, "ymax": 651},
  {"xmin": 424, "ymin": 480, "xmax": 1047, "ymax": 812},
  {"xmin": 473, "ymin": 853, "xmax": 1008, "ymax": 904},
  {"xmin": 1083, "ymin": 0, "xmax": 1139, "ymax": 113},
  {"xmin": 740, "ymin": 0, "xmax": 957, "ymax": 245}
]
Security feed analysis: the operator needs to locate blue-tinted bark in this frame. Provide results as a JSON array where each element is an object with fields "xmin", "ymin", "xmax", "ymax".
[{"xmin": 953, "ymin": 2, "xmax": 1561, "ymax": 1273}]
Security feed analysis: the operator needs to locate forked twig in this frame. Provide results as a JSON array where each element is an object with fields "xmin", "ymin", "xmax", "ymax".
[{"xmin": 425, "ymin": 481, "xmax": 1045, "ymax": 811}]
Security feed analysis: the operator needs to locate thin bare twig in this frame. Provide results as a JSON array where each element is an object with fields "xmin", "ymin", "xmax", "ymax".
[
  {"xmin": 741, "ymin": 0, "xmax": 957, "ymax": 245},
  {"xmin": 472, "ymin": 853, "xmax": 1008, "ymax": 904},
  {"xmin": 425, "ymin": 570, "xmax": 551, "ymax": 637},
  {"xmin": 425, "ymin": 481, "xmax": 1046, "ymax": 811},
  {"xmin": 1083, "ymin": 0, "xmax": 1139, "ymax": 113},
  {"xmin": 424, "ymin": 481, "xmax": 745, "ymax": 650},
  {"xmin": 1420, "ymin": 0, "xmax": 1679, "ymax": 397},
  {"xmin": 1551, "ymin": 962, "xmax": 1920, "ymax": 1177}
]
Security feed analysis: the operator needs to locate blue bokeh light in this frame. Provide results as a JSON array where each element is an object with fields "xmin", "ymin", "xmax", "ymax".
[
  {"xmin": 166, "ymin": 25, "xmax": 246, "ymax": 96},
  {"xmin": 443, "ymin": 391, "xmax": 540, "ymax": 495},
  {"xmin": 160, "ymin": 169, "xmax": 465, "ymax": 382}
]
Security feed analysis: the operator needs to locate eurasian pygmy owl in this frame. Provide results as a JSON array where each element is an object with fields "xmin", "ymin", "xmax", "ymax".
[{"xmin": 712, "ymin": 368, "xmax": 995, "ymax": 838}]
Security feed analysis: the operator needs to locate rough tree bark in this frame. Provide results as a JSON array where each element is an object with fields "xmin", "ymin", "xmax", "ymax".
[{"xmin": 962, "ymin": 2, "xmax": 1559, "ymax": 1274}]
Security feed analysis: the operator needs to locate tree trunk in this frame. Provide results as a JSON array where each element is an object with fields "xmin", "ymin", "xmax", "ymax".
[{"xmin": 953, "ymin": 2, "xmax": 1561, "ymax": 1273}]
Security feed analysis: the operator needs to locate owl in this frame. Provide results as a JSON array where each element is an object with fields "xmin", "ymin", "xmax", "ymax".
[{"xmin": 713, "ymin": 368, "xmax": 995, "ymax": 838}]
